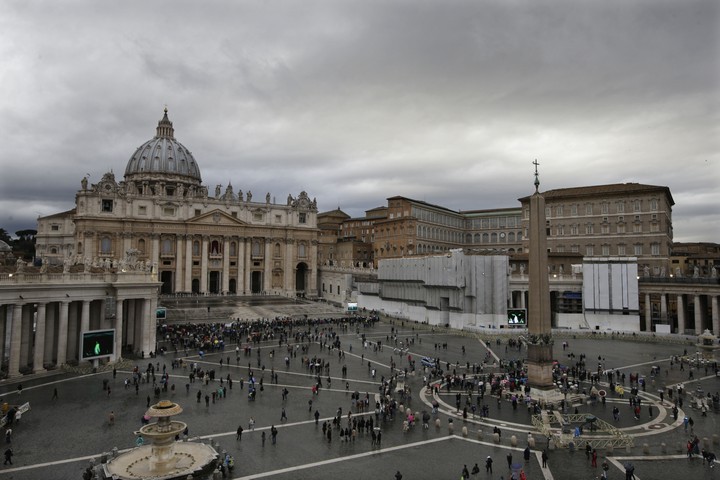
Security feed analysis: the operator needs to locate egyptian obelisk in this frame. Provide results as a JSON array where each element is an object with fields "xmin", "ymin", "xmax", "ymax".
[{"xmin": 526, "ymin": 160, "xmax": 555, "ymax": 390}]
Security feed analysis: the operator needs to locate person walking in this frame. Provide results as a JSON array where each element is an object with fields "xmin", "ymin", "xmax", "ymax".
[{"xmin": 236, "ymin": 425, "xmax": 243, "ymax": 441}]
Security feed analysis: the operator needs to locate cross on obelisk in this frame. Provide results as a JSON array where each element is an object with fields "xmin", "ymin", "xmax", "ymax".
[{"xmin": 527, "ymin": 159, "xmax": 554, "ymax": 390}]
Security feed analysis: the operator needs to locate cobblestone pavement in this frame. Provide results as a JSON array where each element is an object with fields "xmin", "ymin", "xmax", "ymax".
[{"xmin": 0, "ymin": 316, "xmax": 718, "ymax": 480}]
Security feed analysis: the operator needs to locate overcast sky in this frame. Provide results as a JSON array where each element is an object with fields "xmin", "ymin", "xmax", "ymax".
[{"xmin": 1, "ymin": 0, "xmax": 718, "ymax": 242}]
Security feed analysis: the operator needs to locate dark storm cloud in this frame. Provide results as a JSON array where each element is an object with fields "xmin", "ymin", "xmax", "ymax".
[{"xmin": 0, "ymin": 0, "xmax": 717, "ymax": 241}]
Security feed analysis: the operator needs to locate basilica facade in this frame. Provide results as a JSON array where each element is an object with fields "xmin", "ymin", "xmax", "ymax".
[{"xmin": 36, "ymin": 109, "xmax": 319, "ymax": 297}]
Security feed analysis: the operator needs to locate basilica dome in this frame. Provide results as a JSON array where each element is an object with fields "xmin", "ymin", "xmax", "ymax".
[{"xmin": 124, "ymin": 109, "xmax": 202, "ymax": 186}]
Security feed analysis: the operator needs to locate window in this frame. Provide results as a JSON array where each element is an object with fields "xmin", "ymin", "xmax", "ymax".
[
  {"xmin": 102, "ymin": 199, "xmax": 113, "ymax": 212},
  {"xmin": 634, "ymin": 244, "xmax": 643, "ymax": 256},
  {"xmin": 138, "ymin": 205, "xmax": 147, "ymax": 215},
  {"xmin": 299, "ymin": 213, "xmax": 306, "ymax": 224},
  {"xmin": 618, "ymin": 244, "xmax": 626, "ymax": 256},
  {"xmin": 162, "ymin": 238, "xmax": 173, "ymax": 255},
  {"xmin": 651, "ymin": 243, "xmax": 660, "ymax": 256},
  {"xmin": 586, "ymin": 245, "xmax": 594, "ymax": 256},
  {"xmin": 100, "ymin": 236, "xmax": 112, "ymax": 254}
]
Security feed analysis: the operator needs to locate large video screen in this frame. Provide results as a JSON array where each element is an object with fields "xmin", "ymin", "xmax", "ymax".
[
  {"xmin": 81, "ymin": 329, "xmax": 115, "ymax": 360},
  {"xmin": 507, "ymin": 309, "xmax": 527, "ymax": 326}
]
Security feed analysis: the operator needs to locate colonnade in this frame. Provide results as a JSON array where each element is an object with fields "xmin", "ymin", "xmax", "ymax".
[{"xmin": 0, "ymin": 296, "xmax": 156, "ymax": 378}]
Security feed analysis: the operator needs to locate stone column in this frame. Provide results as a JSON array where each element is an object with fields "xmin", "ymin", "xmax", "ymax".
[
  {"xmin": 175, "ymin": 235, "xmax": 184, "ymax": 293},
  {"xmin": 644, "ymin": 294, "xmax": 652, "ymax": 332},
  {"xmin": 33, "ymin": 303, "xmax": 47, "ymax": 373},
  {"xmin": 694, "ymin": 295, "xmax": 703, "ymax": 334},
  {"xmin": 237, "ymin": 238, "xmax": 246, "ymax": 294},
  {"xmin": 309, "ymin": 240, "xmax": 318, "ymax": 296},
  {"xmin": 8, "ymin": 303, "xmax": 25, "ymax": 377},
  {"xmin": 185, "ymin": 236, "xmax": 193, "ymax": 292},
  {"xmin": 114, "ymin": 299, "xmax": 124, "ymax": 362},
  {"xmin": 245, "ymin": 238, "xmax": 253, "ymax": 293},
  {"xmin": 263, "ymin": 239, "xmax": 272, "ymax": 293},
  {"xmin": 57, "ymin": 301, "xmax": 70, "ymax": 365},
  {"xmin": 151, "ymin": 234, "xmax": 160, "ymax": 270},
  {"xmin": 677, "ymin": 295, "xmax": 685, "ymax": 334},
  {"xmin": 712, "ymin": 296, "xmax": 719, "ymax": 337},
  {"xmin": 284, "ymin": 239, "xmax": 294, "ymax": 295},
  {"xmin": 80, "ymin": 300, "xmax": 90, "ymax": 333},
  {"xmin": 222, "ymin": 236, "xmax": 230, "ymax": 294},
  {"xmin": 201, "ymin": 236, "xmax": 209, "ymax": 293}
]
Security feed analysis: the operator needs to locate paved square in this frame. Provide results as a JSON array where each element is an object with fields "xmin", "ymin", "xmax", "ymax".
[{"xmin": 1, "ymin": 313, "xmax": 718, "ymax": 480}]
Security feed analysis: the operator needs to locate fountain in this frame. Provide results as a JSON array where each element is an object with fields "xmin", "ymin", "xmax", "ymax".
[{"xmin": 102, "ymin": 400, "xmax": 218, "ymax": 479}]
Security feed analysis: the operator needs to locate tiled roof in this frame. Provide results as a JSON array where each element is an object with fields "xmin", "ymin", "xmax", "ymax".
[{"xmin": 518, "ymin": 183, "xmax": 674, "ymax": 205}]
